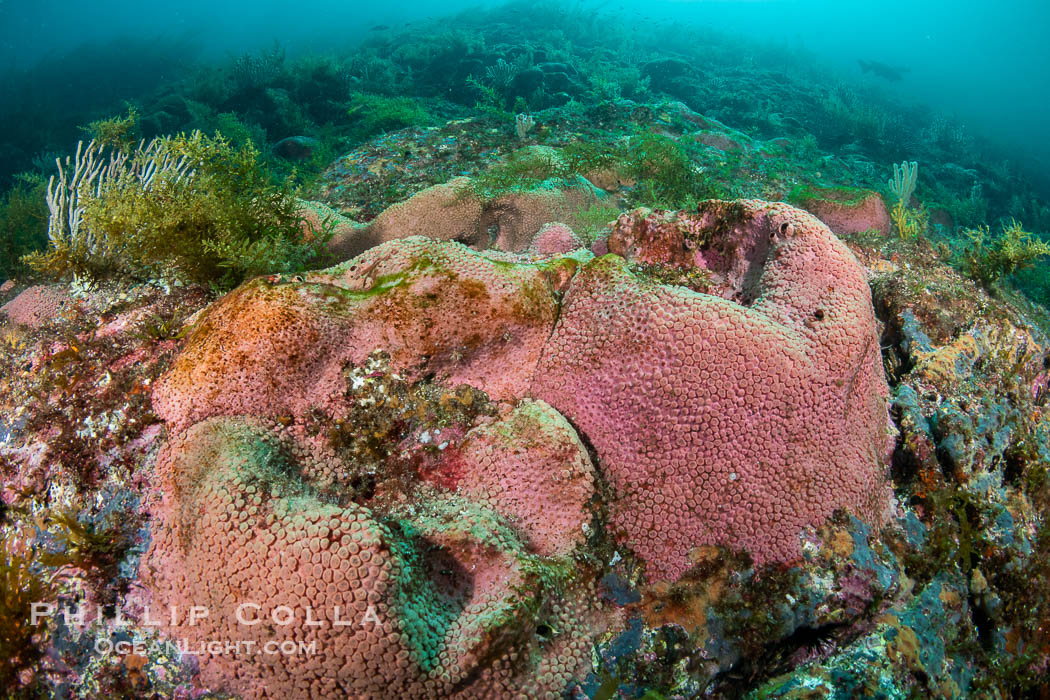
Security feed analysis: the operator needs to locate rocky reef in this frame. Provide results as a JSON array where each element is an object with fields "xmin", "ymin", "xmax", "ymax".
[{"xmin": 1, "ymin": 102, "xmax": 1049, "ymax": 699}]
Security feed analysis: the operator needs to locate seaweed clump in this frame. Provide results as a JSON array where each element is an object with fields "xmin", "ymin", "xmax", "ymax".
[
  {"xmin": 25, "ymin": 131, "xmax": 333, "ymax": 289},
  {"xmin": 618, "ymin": 132, "xmax": 724, "ymax": 209},
  {"xmin": 0, "ymin": 531, "xmax": 56, "ymax": 694},
  {"xmin": 461, "ymin": 132, "xmax": 724, "ymax": 211},
  {"xmin": 37, "ymin": 506, "xmax": 142, "ymax": 607},
  {"xmin": 961, "ymin": 219, "xmax": 1050, "ymax": 289},
  {"xmin": 304, "ymin": 351, "xmax": 498, "ymax": 506},
  {"xmin": 0, "ymin": 175, "xmax": 48, "ymax": 282}
]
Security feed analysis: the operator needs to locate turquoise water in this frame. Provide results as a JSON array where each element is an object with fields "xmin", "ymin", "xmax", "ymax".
[{"xmin": 2, "ymin": 0, "xmax": 1046, "ymax": 190}]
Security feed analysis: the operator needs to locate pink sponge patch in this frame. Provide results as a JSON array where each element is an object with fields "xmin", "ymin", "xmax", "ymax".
[
  {"xmin": 152, "ymin": 237, "xmax": 567, "ymax": 431},
  {"xmin": 1, "ymin": 285, "xmax": 71, "ymax": 328},
  {"xmin": 142, "ymin": 413, "xmax": 601, "ymax": 699},
  {"xmin": 794, "ymin": 188, "xmax": 892, "ymax": 237},
  {"xmin": 527, "ymin": 222, "xmax": 584, "ymax": 256},
  {"xmin": 533, "ymin": 200, "xmax": 892, "ymax": 581},
  {"xmin": 144, "ymin": 198, "xmax": 893, "ymax": 696},
  {"xmin": 457, "ymin": 399, "xmax": 596, "ymax": 557}
]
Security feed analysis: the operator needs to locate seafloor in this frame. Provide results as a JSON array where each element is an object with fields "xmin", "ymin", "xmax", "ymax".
[{"xmin": 1, "ymin": 4, "xmax": 1049, "ymax": 699}]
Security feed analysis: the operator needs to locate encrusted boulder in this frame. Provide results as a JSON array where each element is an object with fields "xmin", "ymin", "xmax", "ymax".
[
  {"xmin": 141, "ymin": 402, "xmax": 602, "ymax": 699},
  {"xmin": 145, "ymin": 198, "xmax": 894, "ymax": 695},
  {"xmin": 0, "ymin": 285, "xmax": 72, "ymax": 328},
  {"xmin": 152, "ymin": 237, "xmax": 576, "ymax": 431},
  {"xmin": 324, "ymin": 174, "xmax": 608, "ymax": 262},
  {"xmin": 533, "ymin": 201, "xmax": 893, "ymax": 581},
  {"xmin": 790, "ymin": 186, "xmax": 892, "ymax": 237}
]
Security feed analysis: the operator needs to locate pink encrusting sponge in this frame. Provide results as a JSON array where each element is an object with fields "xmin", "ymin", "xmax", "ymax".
[
  {"xmin": 0, "ymin": 285, "xmax": 72, "ymax": 327},
  {"xmin": 141, "ymin": 407, "xmax": 603, "ymax": 699},
  {"xmin": 151, "ymin": 236, "xmax": 568, "ymax": 431},
  {"xmin": 144, "ymin": 199, "xmax": 891, "ymax": 695},
  {"xmin": 531, "ymin": 200, "xmax": 893, "ymax": 581}
]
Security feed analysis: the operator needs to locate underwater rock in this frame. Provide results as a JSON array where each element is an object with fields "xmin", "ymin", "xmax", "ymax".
[
  {"xmin": 929, "ymin": 206, "xmax": 955, "ymax": 233},
  {"xmin": 150, "ymin": 198, "xmax": 893, "ymax": 685},
  {"xmin": 527, "ymin": 222, "xmax": 584, "ymax": 256},
  {"xmin": 597, "ymin": 513, "xmax": 907, "ymax": 696},
  {"xmin": 479, "ymin": 177, "xmax": 606, "ymax": 252},
  {"xmin": 0, "ymin": 284, "xmax": 73, "ymax": 328},
  {"xmin": 581, "ymin": 165, "xmax": 630, "ymax": 192},
  {"xmin": 755, "ymin": 572, "xmax": 973, "ymax": 698},
  {"xmin": 690, "ymin": 131, "xmax": 745, "ymax": 152},
  {"xmin": 791, "ymin": 186, "xmax": 892, "ymax": 237},
  {"xmin": 507, "ymin": 63, "xmax": 583, "ymax": 105},
  {"xmin": 297, "ymin": 198, "xmax": 358, "ymax": 245},
  {"xmin": 151, "ymin": 236, "xmax": 568, "ymax": 431},
  {"xmin": 273, "ymin": 135, "xmax": 319, "ymax": 161},
  {"xmin": 327, "ymin": 179, "xmax": 483, "ymax": 260},
  {"xmin": 641, "ymin": 58, "xmax": 703, "ymax": 101},
  {"xmin": 533, "ymin": 201, "xmax": 893, "ymax": 581},
  {"xmin": 141, "ymin": 405, "xmax": 604, "ymax": 699},
  {"xmin": 454, "ymin": 399, "xmax": 598, "ymax": 557},
  {"xmin": 509, "ymin": 67, "xmax": 544, "ymax": 96},
  {"xmin": 2, "ymin": 1, "xmax": 1049, "ymax": 688},
  {"xmin": 324, "ymin": 174, "xmax": 608, "ymax": 261},
  {"xmin": 8, "ymin": 180, "xmax": 1046, "ymax": 696}
]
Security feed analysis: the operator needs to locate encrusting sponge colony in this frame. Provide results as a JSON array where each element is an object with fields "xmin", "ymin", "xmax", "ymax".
[{"xmin": 142, "ymin": 199, "xmax": 892, "ymax": 697}]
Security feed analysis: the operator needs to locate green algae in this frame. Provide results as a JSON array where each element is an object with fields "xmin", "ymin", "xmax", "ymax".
[
  {"xmin": 386, "ymin": 493, "xmax": 577, "ymax": 673},
  {"xmin": 788, "ymin": 184, "xmax": 878, "ymax": 209},
  {"xmin": 0, "ymin": 531, "xmax": 58, "ymax": 693}
]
